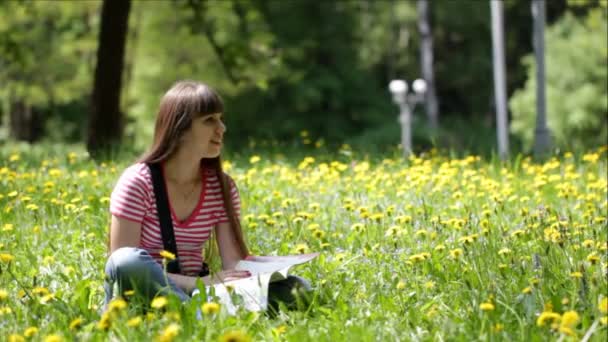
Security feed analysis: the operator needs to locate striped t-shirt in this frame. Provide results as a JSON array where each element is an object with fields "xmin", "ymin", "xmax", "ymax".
[{"xmin": 110, "ymin": 163, "xmax": 240, "ymax": 275}]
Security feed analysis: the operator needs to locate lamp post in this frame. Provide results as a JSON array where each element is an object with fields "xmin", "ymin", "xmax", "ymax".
[{"xmin": 389, "ymin": 78, "xmax": 427, "ymax": 157}]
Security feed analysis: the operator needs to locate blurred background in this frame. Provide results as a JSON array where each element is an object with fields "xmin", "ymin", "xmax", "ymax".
[{"xmin": 0, "ymin": 0, "xmax": 606, "ymax": 158}]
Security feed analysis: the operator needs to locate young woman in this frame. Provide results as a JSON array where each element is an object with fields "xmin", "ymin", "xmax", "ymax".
[{"xmin": 104, "ymin": 80, "xmax": 310, "ymax": 310}]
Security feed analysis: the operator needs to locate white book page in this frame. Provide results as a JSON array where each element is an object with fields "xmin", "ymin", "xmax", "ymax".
[{"xmin": 235, "ymin": 253, "xmax": 319, "ymax": 276}]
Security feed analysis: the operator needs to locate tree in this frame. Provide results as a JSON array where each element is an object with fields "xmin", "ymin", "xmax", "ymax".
[
  {"xmin": 417, "ymin": 0, "xmax": 439, "ymax": 131},
  {"xmin": 87, "ymin": 0, "xmax": 131, "ymax": 158},
  {"xmin": 510, "ymin": 3, "xmax": 607, "ymax": 152}
]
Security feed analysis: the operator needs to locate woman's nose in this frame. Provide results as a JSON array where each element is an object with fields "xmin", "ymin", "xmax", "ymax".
[{"xmin": 217, "ymin": 120, "xmax": 226, "ymax": 134}]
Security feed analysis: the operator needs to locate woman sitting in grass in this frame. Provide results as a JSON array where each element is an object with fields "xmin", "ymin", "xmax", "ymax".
[{"xmin": 104, "ymin": 80, "xmax": 310, "ymax": 312}]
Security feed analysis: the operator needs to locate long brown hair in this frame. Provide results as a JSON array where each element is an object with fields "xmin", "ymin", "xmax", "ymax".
[{"xmin": 138, "ymin": 80, "xmax": 248, "ymax": 259}]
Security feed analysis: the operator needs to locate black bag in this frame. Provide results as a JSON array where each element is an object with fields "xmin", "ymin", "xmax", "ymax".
[{"xmin": 148, "ymin": 163, "xmax": 209, "ymax": 277}]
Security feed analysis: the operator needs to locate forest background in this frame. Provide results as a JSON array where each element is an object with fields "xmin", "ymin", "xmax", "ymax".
[{"xmin": 0, "ymin": 0, "xmax": 606, "ymax": 158}]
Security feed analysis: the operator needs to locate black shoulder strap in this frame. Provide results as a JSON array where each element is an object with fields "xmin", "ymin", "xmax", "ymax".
[{"xmin": 148, "ymin": 163, "xmax": 181, "ymax": 274}]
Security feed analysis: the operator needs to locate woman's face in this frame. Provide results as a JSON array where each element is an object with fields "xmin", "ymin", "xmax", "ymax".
[{"xmin": 181, "ymin": 112, "xmax": 226, "ymax": 158}]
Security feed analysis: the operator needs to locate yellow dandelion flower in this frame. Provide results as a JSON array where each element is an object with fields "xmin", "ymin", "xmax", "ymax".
[
  {"xmin": 272, "ymin": 325, "xmax": 287, "ymax": 336},
  {"xmin": 124, "ymin": 290, "xmax": 135, "ymax": 297},
  {"xmin": 24, "ymin": 327, "xmax": 38, "ymax": 337},
  {"xmin": 69, "ymin": 317, "xmax": 83, "ymax": 331},
  {"xmin": 97, "ymin": 312, "xmax": 112, "ymax": 330},
  {"xmin": 0, "ymin": 289, "xmax": 7, "ymax": 301},
  {"xmin": 201, "ymin": 302, "xmax": 220, "ymax": 315},
  {"xmin": 599, "ymin": 298, "xmax": 607, "ymax": 314},
  {"xmin": 159, "ymin": 250, "xmax": 176, "ymax": 261},
  {"xmin": 294, "ymin": 243, "xmax": 309, "ymax": 254},
  {"xmin": 450, "ymin": 248, "xmax": 463, "ymax": 259},
  {"xmin": 558, "ymin": 326, "xmax": 575, "ymax": 336},
  {"xmin": 570, "ymin": 272, "xmax": 583, "ymax": 278},
  {"xmin": 219, "ymin": 330, "xmax": 251, "ymax": 342},
  {"xmin": 537, "ymin": 311, "xmax": 561, "ymax": 326},
  {"xmin": 127, "ymin": 316, "xmax": 143, "ymax": 327},
  {"xmin": 522, "ymin": 287, "xmax": 532, "ymax": 294},
  {"xmin": 157, "ymin": 323, "xmax": 180, "ymax": 342},
  {"xmin": 249, "ymin": 156, "xmax": 261, "ymax": 164},
  {"xmin": 601, "ymin": 316, "xmax": 608, "ymax": 325},
  {"xmin": 108, "ymin": 297, "xmax": 127, "ymax": 312},
  {"xmin": 151, "ymin": 296, "xmax": 168, "ymax": 309},
  {"xmin": 493, "ymin": 323, "xmax": 504, "ymax": 333},
  {"xmin": 479, "ymin": 302, "xmax": 495, "ymax": 311},
  {"xmin": 8, "ymin": 335, "xmax": 25, "ymax": 342},
  {"xmin": 498, "ymin": 248, "xmax": 511, "ymax": 256},
  {"xmin": 587, "ymin": 253, "xmax": 600, "ymax": 264},
  {"xmin": 43, "ymin": 335, "xmax": 63, "ymax": 342},
  {"xmin": 560, "ymin": 310, "xmax": 579, "ymax": 328},
  {"xmin": 396, "ymin": 280, "xmax": 406, "ymax": 290},
  {"xmin": 0, "ymin": 253, "xmax": 15, "ymax": 263}
]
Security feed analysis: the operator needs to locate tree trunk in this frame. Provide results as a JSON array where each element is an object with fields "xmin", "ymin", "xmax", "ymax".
[
  {"xmin": 417, "ymin": 0, "xmax": 439, "ymax": 131},
  {"xmin": 87, "ymin": 0, "xmax": 131, "ymax": 158},
  {"xmin": 9, "ymin": 100, "xmax": 44, "ymax": 143}
]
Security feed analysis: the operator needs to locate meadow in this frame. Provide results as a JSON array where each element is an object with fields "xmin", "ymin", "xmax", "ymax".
[{"xmin": 0, "ymin": 144, "xmax": 607, "ymax": 341}]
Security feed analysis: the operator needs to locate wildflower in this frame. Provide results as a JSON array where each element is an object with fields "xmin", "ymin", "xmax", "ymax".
[
  {"xmin": 108, "ymin": 297, "xmax": 127, "ymax": 312},
  {"xmin": 480, "ymin": 302, "xmax": 495, "ymax": 311},
  {"xmin": 157, "ymin": 323, "xmax": 180, "ymax": 342},
  {"xmin": 537, "ymin": 311, "xmax": 561, "ymax": 326},
  {"xmin": 219, "ymin": 330, "xmax": 251, "ymax": 342},
  {"xmin": 160, "ymin": 250, "xmax": 176, "ymax": 261},
  {"xmin": 313, "ymin": 229, "xmax": 325, "ymax": 239},
  {"xmin": 587, "ymin": 253, "xmax": 600, "ymax": 264},
  {"xmin": 24, "ymin": 327, "xmax": 38, "ymax": 337},
  {"xmin": 0, "ymin": 289, "xmax": 7, "ymax": 301},
  {"xmin": 201, "ymin": 302, "xmax": 220, "ymax": 315},
  {"xmin": 97, "ymin": 312, "xmax": 112, "ymax": 330},
  {"xmin": 124, "ymin": 290, "xmax": 135, "ymax": 297},
  {"xmin": 43, "ymin": 335, "xmax": 63, "ymax": 342},
  {"xmin": 294, "ymin": 243, "xmax": 309, "ymax": 254},
  {"xmin": 560, "ymin": 310, "xmax": 579, "ymax": 328},
  {"xmin": 599, "ymin": 298, "xmax": 607, "ymax": 314},
  {"xmin": 8, "ymin": 335, "xmax": 25, "ymax": 342},
  {"xmin": 582, "ymin": 239, "xmax": 595, "ymax": 248},
  {"xmin": 493, "ymin": 323, "xmax": 504, "ymax": 333},
  {"xmin": 450, "ymin": 248, "xmax": 463, "ymax": 259},
  {"xmin": 570, "ymin": 272, "xmax": 583, "ymax": 278},
  {"xmin": 350, "ymin": 223, "xmax": 365, "ymax": 233},
  {"xmin": 396, "ymin": 280, "xmax": 406, "ymax": 290},
  {"xmin": 434, "ymin": 244, "xmax": 445, "ymax": 252},
  {"xmin": 601, "ymin": 317, "xmax": 608, "ymax": 325},
  {"xmin": 151, "ymin": 296, "xmax": 168, "ymax": 309},
  {"xmin": 69, "ymin": 317, "xmax": 83, "ymax": 331},
  {"xmin": 272, "ymin": 325, "xmax": 287, "ymax": 336},
  {"xmin": 249, "ymin": 156, "xmax": 261, "ymax": 164},
  {"xmin": 522, "ymin": 287, "xmax": 532, "ymax": 294},
  {"xmin": 127, "ymin": 316, "xmax": 143, "ymax": 327},
  {"xmin": 498, "ymin": 248, "xmax": 511, "ymax": 256},
  {"xmin": 0, "ymin": 253, "xmax": 15, "ymax": 263},
  {"xmin": 424, "ymin": 281, "xmax": 435, "ymax": 289}
]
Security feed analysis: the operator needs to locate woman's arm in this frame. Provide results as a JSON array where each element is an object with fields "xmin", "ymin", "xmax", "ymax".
[
  {"xmin": 215, "ymin": 221, "xmax": 245, "ymax": 270},
  {"xmin": 109, "ymin": 215, "xmax": 142, "ymax": 254}
]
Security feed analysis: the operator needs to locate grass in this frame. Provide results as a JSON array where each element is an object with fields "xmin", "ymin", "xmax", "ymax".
[{"xmin": 0, "ymin": 143, "xmax": 607, "ymax": 341}]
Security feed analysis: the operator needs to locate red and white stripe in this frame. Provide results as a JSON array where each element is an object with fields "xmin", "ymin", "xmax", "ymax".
[{"xmin": 110, "ymin": 163, "xmax": 240, "ymax": 275}]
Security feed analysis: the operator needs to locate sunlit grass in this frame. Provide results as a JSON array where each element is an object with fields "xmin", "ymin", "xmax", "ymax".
[{"xmin": 0, "ymin": 144, "xmax": 607, "ymax": 341}]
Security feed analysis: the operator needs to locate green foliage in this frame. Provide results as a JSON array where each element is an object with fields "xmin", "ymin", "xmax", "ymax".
[
  {"xmin": 0, "ymin": 0, "xmax": 100, "ymax": 141},
  {"xmin": 509, "ymin": 7, "xmax": 608, "ymax": 152}
]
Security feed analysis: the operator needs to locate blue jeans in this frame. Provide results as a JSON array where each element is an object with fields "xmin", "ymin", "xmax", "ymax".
[
  {"xmin": 103, "ymin": 247, "xmax": 189, "ymax": 309},
  {"xmin": 104, "ymin": 247, "xmax": 312, "ymax": 311}
]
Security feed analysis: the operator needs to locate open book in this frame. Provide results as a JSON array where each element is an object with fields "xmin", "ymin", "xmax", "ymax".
[{"xmin": 202, "ymin": 253, "xmax": 319, "ymax": 314}]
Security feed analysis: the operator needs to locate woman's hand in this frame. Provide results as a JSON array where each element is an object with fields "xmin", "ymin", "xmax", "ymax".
[{"xmin": 203, "ymin": 269, "xmax": 252, "ymax": 284}]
